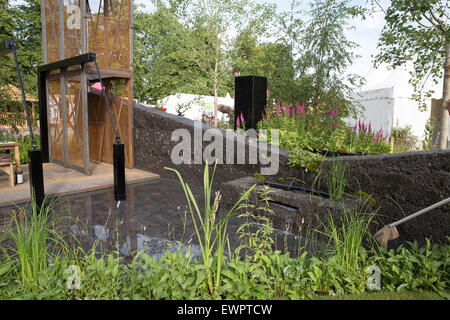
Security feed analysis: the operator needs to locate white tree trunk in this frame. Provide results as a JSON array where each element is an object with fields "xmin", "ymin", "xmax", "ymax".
[
  {"xmin": 213, "ymin": 55, "xmax": 219, "ymax": 127},
  {"xmin": 439, "ymin": 44, "xmax": 450, "ymax": 150}
]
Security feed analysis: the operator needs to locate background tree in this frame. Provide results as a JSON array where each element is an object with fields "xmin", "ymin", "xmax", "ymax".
[
  {"xmin": 373, "ymin": 0, "xmax": 450, "ymax": 149},
  {"xmin": 0, "ymin": 0, "xmax": 41, "ymax": 119},
  {"xmin": 297, "ymin": 0, "xmax": 365, "ymax": 118}
]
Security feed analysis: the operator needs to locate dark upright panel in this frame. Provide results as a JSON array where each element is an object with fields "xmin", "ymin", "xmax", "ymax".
[
  {"xmin": 234, "ymin": 76, "xmax": 267, "ymax": 130},
  {"xmin": 28, "ymin": 149, "xmax": 45, "ymax": 210},
  {"xmin": 113, "ymin": 143, "xmax": 126, "ymax": 201}
]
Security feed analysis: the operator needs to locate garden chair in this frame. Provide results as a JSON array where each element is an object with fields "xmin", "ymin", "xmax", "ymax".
[{"xmin": 0, "ymin": 153, "xmax": 15, "ymax": 187}]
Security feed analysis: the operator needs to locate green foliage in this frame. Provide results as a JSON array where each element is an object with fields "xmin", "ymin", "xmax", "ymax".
[
  {"xmin": 0, "ymin": 0, "xmax": 41, "ymax": 99},
  {"xmin": 258, "ymin": 104, "xmax": 390, "ymax": 170},
  {"xmin": 372, "ymin": 0, "xmax": 449, "ymax": 111},
  {"xmin": 287, "ymin": 148, "xmax": 324, "ymax": 172},
  {"xmin": 371, "ymin": 239, "xmax": 450, "ymax": 298},
  {"xmin": 0, "ymin": 195, "xmax": 448, "ymax": 300},
  {"xmin": 391, "ymin": 125, "xmax": 419, "ymax": 153},
  {"xmin": 165, "ymin": 162, "xmax": 256, "ymax": 296},
  {"xmin": 0, "ymin": 126, "xmax": 41, "ymax": 164},
  {"xmin": 355, "ymin": 191, "xmax": 376, "ymax": 207},
  {"xmin": 314, "ymin": 159, "xmax": 349, "ymax": 200},
  {"xmin": 236, "ymin": 186, "xmax": 275, "ymax": 265},
  {"xmin": 314, "ymin": 204, "xmax": 378, "ymax": 277},
  {"xmin": 422, "ymin": 118, "xmax": 438, "ymax": 150},
  {"xmin": 298, "ymin": 0, "xmax": 366, "ymax": 118},
  {"xmin": 253, "ymin": 172, "xmax": 266, "ymax": 182}
]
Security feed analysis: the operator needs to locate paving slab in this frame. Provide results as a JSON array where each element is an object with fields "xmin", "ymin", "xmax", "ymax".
[{"xmin": 0, "ymin": 162, "xmax": 159, "ymax": 207}]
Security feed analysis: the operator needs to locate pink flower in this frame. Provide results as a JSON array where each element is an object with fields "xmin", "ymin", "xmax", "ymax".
[
  {"xmin": 236, "ymin": 117, "xmax": 240, "ymax": 127},
  {"xmin": 300, "ymin": 103, "xmax": 305, "ymax": 118},
  {"xmin": 333, "ymin": 123, "xmax": 338, "ymax": 129},
  {"xmin": 240, "ymin": 113, "xmax": 244, "ymax": 123},
  {"xmin": 234, "ymin": 72, "xmax": 240, "ymax": 77},
  {"xmin": 353, "ymin": 124, "xmax": 357, "ymax": 132},
  {"xmin": 284, "ymin": 103, "xmax": 290, "ymax": 116},
  {"xmin": 329, "ymin": 109, "xmax": 335, "ymax": 117}
]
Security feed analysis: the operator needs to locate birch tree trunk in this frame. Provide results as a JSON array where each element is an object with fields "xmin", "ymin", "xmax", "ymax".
[{"xmin": 439, "ymin": 44, "xmax": 450, "ymax": 150}]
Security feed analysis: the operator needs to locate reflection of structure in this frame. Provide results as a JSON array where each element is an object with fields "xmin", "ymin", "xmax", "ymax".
[{"xmin": 39, "ymin": 0, "xmax": 134, "ymax": 175}]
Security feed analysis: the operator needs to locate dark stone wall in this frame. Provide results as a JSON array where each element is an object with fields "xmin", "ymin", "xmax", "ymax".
[
  {"xmin": 133, "ymin": 103, "xmax": 310, "ymax": 186},
  {"xmin": 133, "ymin": 103, "xmax": 450, "ymax": 244},
  {"xmin": 315, "ymin": 151, "xmax": 450, "ymax": 245}
]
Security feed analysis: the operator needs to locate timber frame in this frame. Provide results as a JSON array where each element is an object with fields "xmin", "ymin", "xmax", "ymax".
[{"xmin": 39, "ymin": 0, "xmax": 134, "ymax": 175}]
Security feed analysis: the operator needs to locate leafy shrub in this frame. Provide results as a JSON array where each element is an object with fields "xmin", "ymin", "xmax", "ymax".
[{"xmin": 257, "ymin": 101, "xmax": 391, "ymax": 170}]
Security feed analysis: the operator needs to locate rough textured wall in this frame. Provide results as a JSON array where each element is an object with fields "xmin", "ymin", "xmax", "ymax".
[
  {"xmin": 133, "ymin": 103, "xmax": 309, "ymax": 186},
  {"xmin": 133, "ymin": 104, "xmax": 450, "ymax": 244},
  {"xmin": 316, "ymin": 151, "xmax": 450, "ymax": 245}
]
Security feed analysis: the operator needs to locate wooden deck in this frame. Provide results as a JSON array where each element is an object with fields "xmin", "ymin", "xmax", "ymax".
[{"xmin": 0, "ymin": 163, "xmax": 159, "ymax": 208}]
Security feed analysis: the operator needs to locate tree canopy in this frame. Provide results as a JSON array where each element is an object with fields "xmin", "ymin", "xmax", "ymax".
[{"xmin": 373, "ymin": 0, "xmax": 450, "ymax": 148}]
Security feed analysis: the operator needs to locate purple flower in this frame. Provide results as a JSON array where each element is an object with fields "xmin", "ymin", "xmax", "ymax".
[
  {"xmin": 353, "ymin": 124, "xmax": 357, "ymax": 132},
  {"xmin": 329, "ymin": 108, "xmax": 335, "ymax": 117},
  {"xmin": 333, "ymin": 123, "xmax": 338, "ymax": 129}
]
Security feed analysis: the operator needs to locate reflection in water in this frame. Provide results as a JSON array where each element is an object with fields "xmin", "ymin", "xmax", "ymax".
[{"xmin": 0, "ymin": 179, "xmax": 311, "ymax": 260}]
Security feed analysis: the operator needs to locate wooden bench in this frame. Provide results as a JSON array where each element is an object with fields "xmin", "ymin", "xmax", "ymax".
[{"xmin": 0, "ymin": 154, "xmax": 15, "ymax": 187}]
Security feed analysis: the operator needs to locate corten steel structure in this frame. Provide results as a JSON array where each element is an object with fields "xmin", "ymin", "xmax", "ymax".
[{"xmin": 39, "ymin": 0, "xmax": 134, "ymax": 175}]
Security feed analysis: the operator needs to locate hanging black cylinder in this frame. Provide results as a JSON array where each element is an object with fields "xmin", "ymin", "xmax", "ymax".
[
  {"xmin": 28, "ymin": 149, "xmax": 45, "ymax": 210},
  {"xmin": 113, "ymin": 143, "xmax": 126, "ymax": 201}
]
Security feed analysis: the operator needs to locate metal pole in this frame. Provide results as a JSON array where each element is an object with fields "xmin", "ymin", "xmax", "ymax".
[
  {"xmin": 92, "ymin": 55, "xmax": 120, "ymax": 143},
  {"xmin": 10, "ymin": 42, "xmax": 36, "ymax": 148},
  {"xmin": 9, "ymin": 41, "xmax": 45, "ymax": 209},
  {"xmin": 92, "ymin": 55, "xmax": 126, "ymax": 201}
]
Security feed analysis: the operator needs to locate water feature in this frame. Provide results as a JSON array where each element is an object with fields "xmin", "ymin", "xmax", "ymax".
[{"xmin": 0, "ymin": 178, "xmax": 312, "ymax": 261}]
